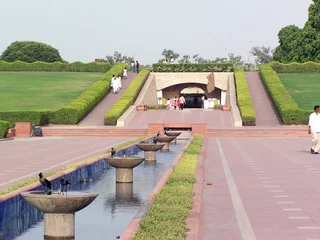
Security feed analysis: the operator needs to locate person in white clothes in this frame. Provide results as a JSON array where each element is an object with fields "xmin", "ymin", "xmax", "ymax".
[
  {"xmin": 123, "ymin": 67, "xmax": 128, "ymax": 79},
  {"xmin": 111, "ymin": 75, "xmax": 117, "ymax": 94},
  {"xmin": 308, "ymin": 105, "xmax": 320, "ymax": 154},
  {"xmin": 116, "ymin": 75, "xmax": 122, "ymax": 90}
]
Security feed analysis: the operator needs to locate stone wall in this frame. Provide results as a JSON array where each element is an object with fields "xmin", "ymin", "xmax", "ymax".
[{"xmin": 134, "ymin": 74, "xmax": 158, "ymax": 106}]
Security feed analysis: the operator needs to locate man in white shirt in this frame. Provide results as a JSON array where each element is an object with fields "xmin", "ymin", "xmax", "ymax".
[{"xmin": 308, "ymin": 105, "xmax": 320, "ymax": 154}]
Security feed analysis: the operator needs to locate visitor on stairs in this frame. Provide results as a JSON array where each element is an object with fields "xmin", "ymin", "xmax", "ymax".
[
  {"xmin": 116, "ymin": 75, "xmax": 122, "ymax": 90},
  {"xmin": 131, "ymin": 61, "xmax": 135, "ymax": 73},
  {"xmin": 136, "ymin": 61, "xmax": 140, "ymax": 73},
  {"xmin": 123, "ymin": 67, "xmax": 128, "ymax": 79},
  {"xmin": 111, "ymin": 75, "xmax": 118, "ymax": 94}
]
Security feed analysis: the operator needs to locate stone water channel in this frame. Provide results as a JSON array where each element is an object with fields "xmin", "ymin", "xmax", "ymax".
[{"xmin": 0, "ymin": 139, "xmax": 187, "ymax": 240}]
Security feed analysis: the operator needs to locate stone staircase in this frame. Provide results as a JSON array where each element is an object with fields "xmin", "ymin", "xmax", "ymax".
[{"xmin": 42, "ymin": 127, "xmax": 148, "ymax": 137}]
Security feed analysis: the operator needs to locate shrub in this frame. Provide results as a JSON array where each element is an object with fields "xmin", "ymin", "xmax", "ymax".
[
  {"xmin": 104, "ymin": 69, "xmax": 150, "ymax": 125},
  {"xmin": 0, "ymin": 120, "xmax": 10, "ymax": 138},
  {"xmin": 0, "ymin": 111, "xmax": 50, "ymax": 126},
  {"xmin": 146, "ymin": 105, "xmax": 166, "ymax": 110},
  {"xmin": 152, "ymin": 63, "xmax": 234, "ymax": 72},
  {"xmin": 49, "ymin": 63, "xmax": 127, "ymax": 124},
  {"xmin": 258, "ymin": 65, "xmax": 309, "ymax": 124},
  {"xmin": 0, "ymin": 60, "xmax": 111, "ymax": 72},
  {"xmin": 234, "ymin": 69, "xmax": 256, "ymax": 126},
  {"xmin": 270, "ymin": 61, "xmax": 320, "ymax": 73},
  {"xmin": 133, "ymin": 135, "xmax": 203, "ymax": 240}
]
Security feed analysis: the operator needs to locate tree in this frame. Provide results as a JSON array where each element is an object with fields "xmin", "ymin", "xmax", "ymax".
[
  {"xmin": 273, "ymin": 0, "xmax": 320, "ymax": 62},
  {"xmin": 250, "ymin": 46, "xmax": 273, "ymax": 65},
  {"xmin": 0, "ymin": 41, "xmax": 63, "ymax": 63},
  {"xmin": 178, "ymin": 55, "xmax": 191, "ymax": 63},
  {"xmin": 104, "ymin": 51, "xmax": 133, "ymax": 65},
  {"xmin": 161, "ymin": 49, "xmax": 180, "ymax": 62}
]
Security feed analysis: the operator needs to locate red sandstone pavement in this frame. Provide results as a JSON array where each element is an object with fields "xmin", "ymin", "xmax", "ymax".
[
  {"xmin": 79, "ymin": 72, "xmax": 137, "ymax": 126},
  {"xmin": 0, "ymin": 136, "xmax": 132, "ymax": 191},
  {"xmin": 127, "ymin": 109, "xmax": 233, "ymax": 129},
  {"xmin": 245, "ymin": 72, "xmax": 282, "ymax": 127},
  {"xmin": 201, "ymin": 137, "xmax": 320, "ymax": 240}
]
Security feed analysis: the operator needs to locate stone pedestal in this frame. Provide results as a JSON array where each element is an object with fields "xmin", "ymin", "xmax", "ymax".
[
  {"xmin": 165, "ymin": 132, "xmax": 182, "ymax": 144},
  {"xmin": 21, "ymin": 191, "xmax": 98, "ymax": 240},
  {"xmin": 116, "ymin": 168, "xmax": 133, "ymax": 183},
  {"xmin": 44, "ymin": 213, "xmax": 75, "ymax": 239},
  {"xmin": 136, "ymin": 143, "xmax": 165, "ymax": 161},
  {"xmin": 156, "ymin": 136, "xmax": 176, "ymax": 151}
]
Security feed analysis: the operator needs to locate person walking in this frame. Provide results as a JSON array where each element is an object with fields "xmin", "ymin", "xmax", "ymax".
[
  {"xmin": 123, "ymin": 67, "xmax": 128, "ymax": 79},
  {"xmin": 131, "ymin": 61, "xmax": 135, "ymax": 73},
  {"xmin": 179, "ymin": 95, "xmax": 185, "ymax": 110},
  {"xmin": 309, "ymin": 105, "xmax": 320, "ymax": 154},
  {"xmin": 136, "ymin": 61, "xmax": 140, "ymax": 73}
]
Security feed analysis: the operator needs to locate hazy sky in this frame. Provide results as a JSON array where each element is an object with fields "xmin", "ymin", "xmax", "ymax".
[{"xmin": 0, "ymin": 0, "xmax": 313, "ymax": 64}]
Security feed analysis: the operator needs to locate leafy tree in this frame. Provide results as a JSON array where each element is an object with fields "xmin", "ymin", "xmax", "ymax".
[
  {"xmin": 161, "ymin": 49, "xmax": 180, "ymax": 62},
  {"xmin": 178, "ymin": 55, "xmax": 191, "ymax": 63},
  {"xmin": 273, "ymin": 0, "xmax": 320, "ymax": 62},
  {"xmin": 104, "ymin": 51, "xmax": 133, "ymax": 65},
  {"xmin": 0, "ymin": 41, "xmax": 63, "ymax": 63},
  {"xmin": 250, "ymin": 46, "xmax": 273, "ymax": 65}
]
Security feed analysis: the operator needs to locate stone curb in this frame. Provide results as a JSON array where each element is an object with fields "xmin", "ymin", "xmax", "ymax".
[
  {"xmin": 0, "ymin": 137, "xmax": 14, "ymax": 142},
  {"xmin": 120, "ymin": 136, "xmax": 194, "ymax": 240},
  {"xmin": 0, "ymin": 136, "xmax": 151, "ymax": 201},
  {"xmin": 185, "ymin": 137, "xmax": 207, "ymax": 240}
]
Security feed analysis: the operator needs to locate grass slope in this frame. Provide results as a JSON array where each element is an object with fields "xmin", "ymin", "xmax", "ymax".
[
  {"xmin": 0, "ymin": 72, "xmax": 104, "ymax": 111},
  {"xmin": 278, "ymin": 73, "xmax": 320, "ymax": 110}
]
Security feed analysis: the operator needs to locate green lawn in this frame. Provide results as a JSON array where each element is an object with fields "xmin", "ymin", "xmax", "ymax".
[
  {"xmin": 278, "ymin": 73, "xmax": 320, "ymax": 110},
  {"xmin": 0, "ymin": 72, "xmax": 104, "ymax": 111}
]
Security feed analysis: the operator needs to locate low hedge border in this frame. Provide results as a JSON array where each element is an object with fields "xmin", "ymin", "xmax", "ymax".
[
  {"xmin": 0, "ymin": 60, "xmax": 111, "ymax": 72},
  {"xmin": 258, "ymin": 64, "xmax": 309, "ymax": 124},
  {"xmin": 270, "ymin": 61, "xmax": 320, "ymax": 73},
  {"xmin": 234, "ymin": 69, "xmax": 256, "ymax": 126},
  {"xmin": 0, "ymin": 120, "xmax": 10, "ymax": 138},
  {"xmin": 0, "ymin": 134, "xmax": 152, "ymax": 198},
  {"xmin": 132, "ymin": 135, "xmax": 203, "ymax": 240},
  {"xmin": 104, "ymin": 69, "xmax": 150, "ymax": 125},
  {"xmin": 152, "ymin": 63, "xmax": 234, "ymax": 72}
]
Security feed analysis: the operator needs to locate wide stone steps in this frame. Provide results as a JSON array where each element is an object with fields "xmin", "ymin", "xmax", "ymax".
[
  {"xmin": 42, "ymin": 128, "xmax": 148, "ymax": 137},
  {"xmin": 207, "ymin": 128, "xmax": 309, "ymax": 138}
]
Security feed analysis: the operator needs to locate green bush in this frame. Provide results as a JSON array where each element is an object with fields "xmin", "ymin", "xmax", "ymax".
[
  {"xmin": 259, "ymin": 65, "xmax": 309, "ymax": 124},
  {"xmin": 0, "ymin": 111, "xmax": 50, "ymax": 126},
  {"xmin": 152, "ymin": 63, "xmax": 234, "ymax": 72},
  {"xmin": 234, "ymin": 69, "xmax": 256, "ymax": 126},
  {"xmin": 270, "ymin": 61, "xmax": 320, "ymax": 73},
  {"xmin": 104, "ymin": 69, "xmax": 150, "ymax": 125},
  {"xmin": 146, "ymin": 105, "xmax": 166, "ymax": 110},
  {"xmin": 133, "ymin": 135, "xmax": 203, "ymax": 240},
  {"xmin": 0, "ymin": 60, "xmax": 111, "ymax": 72},
  {"xmin": 50, "ymin": 63, "xmax": 127, "ymax": 124},
  {"xmin": 0, "ymin": 120, "xmax": 10, "ymax": 138}
]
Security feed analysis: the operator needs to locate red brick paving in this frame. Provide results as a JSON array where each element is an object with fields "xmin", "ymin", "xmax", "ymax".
[
  {"xmin": 0, "ymin": 136, "xmax": 132, "ymax": 191},
  {"xmin": 79, "ymin": 72, "xmax": 137, "ymax": 126},
  {"xmin": 245, "ymin": 72, "xmax": 282, "ymax": 127},
  {"xmin": 200, "ymin": 137, "xmax": 320, "ymax": 240}
]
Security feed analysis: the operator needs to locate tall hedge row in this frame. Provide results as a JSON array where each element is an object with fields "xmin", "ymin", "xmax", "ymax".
[
  {"xmin": 104, "ymin": 69, "xmax": 150, "ymax": 125},
  {"xmin": 0, "ymin": 60, "xmax": 111, "ymax": 72},
  {"xmin": 0, "ymin": 111, "xmax": 50, "ymax": 126},
  {"xmin": 152, "ymin": 63, "xmax": 234, "ymax": 72},
  {"xmin": 0, "ymin": 120, "xmax": 10, "ymax": 138},
  {"xmin": 50, "ymin": 63, "xmax": 127, "ymax": 124},
  {"xmin": 234, "ymin": 69, "xmax": 256, "ymax": 126},
  {"xmin": 258, "ymin": 65, "xmax": 309, "ymax": 124},
  {"xmin": 270, "ymin": 61, "xmax": 320, "ymax": 73}
]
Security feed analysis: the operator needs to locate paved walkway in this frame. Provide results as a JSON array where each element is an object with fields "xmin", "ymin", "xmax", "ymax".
[
  {"xmin": 0, "ymin": 137, "xmax": 132, "ymax": 191},
  {"xmin": 201, "ymin": 137, "xmax": 320, "ymax": 240},
  {"xmin": 245, "ymin": 72, "xmax": 282, "ymax": 127},
  {"xmin": 127, "ymin": 109, "xmax": 233, "ymax": 129},
  {"xmin": 79, "ymin": 73, "xmax": 137, "ymax": 126}
]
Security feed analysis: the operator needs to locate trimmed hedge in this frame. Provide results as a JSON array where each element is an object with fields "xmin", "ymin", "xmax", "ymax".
[
  {"xmin": 0, "ymin": 111, "xmax": 50, "ymax": 126},
  {"xmin": 270, "ymin": 61, "xmax": 320, "ymax": 73},
  {"xmin": 259, "ymin": 65, "xmax": 309, "ymax": 124},
  {"xmin": 234, "ymin": 69, "xmax": 256, "ymax": 126},
  {"xmin": 152, "ymin": 63, "xmax": 234, "ymax": 72},
  {"xmin": 50, "ymin": 63, "xmax": 127, "ymax": 124},
  {"xmin": 133, "ymin": 135, "xmax": 203, "ymax": 240},
  {"xmin": 0, "ymin": 60, "xmax": 111, "ymax": 72},
  {"xmin": 104, "ymin": 69, "xmax": 150, "ymax": 125},
  {"xmin": 0, "ymin": 120, "xmax": 10, "ymax": 138}
]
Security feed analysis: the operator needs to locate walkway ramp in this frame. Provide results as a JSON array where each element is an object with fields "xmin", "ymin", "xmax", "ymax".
[
  {"xmin": 245, "ymin": 72, "xmax": 281, "ymax": 127},
  {"xmin": 79, "ymin": 73, "xmax": 136, "ymax": 126}
]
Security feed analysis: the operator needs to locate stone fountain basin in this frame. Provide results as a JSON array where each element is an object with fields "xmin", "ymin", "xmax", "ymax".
[
  {"xmin": 156, "ymin": 136, "xmax": 176, "ymax": 143},
  {"xmin": 165, "ymin": 132, "xmax": 182, "ymax": 137},
  {"xmin": 21, "ymin": 191, "xmax": 98, "ymax": 214},
  {"xmin": 104, "ymin": 157, "xmax": 145, "ymax": 168},
  {"xmin": 136, "ymin": 143, "xmax": 165, "ymax": 151}
]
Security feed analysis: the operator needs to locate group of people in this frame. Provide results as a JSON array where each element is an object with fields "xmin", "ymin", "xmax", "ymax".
[
  {"xmin": 131, "ymin": 60, "xmax": 140, "ymax": 73},
  {"xmin": 166, "ymin": 95, "xmax": 186, "ymax": 110},
  {"xmin": 111, "ymin": 74, "xmax": 123, "ymax": 94}
]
